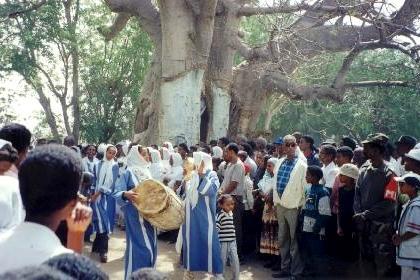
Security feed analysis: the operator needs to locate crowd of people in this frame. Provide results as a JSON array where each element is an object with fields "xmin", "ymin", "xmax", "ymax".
[{"xmin": 0, "ymin": 123, "xmax": 420, "ymax": 280}]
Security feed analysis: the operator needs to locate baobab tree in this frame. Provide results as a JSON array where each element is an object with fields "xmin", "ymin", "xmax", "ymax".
[{"xmin": 102, "ymin": 0, "xmax": 420, "ymax": 145}]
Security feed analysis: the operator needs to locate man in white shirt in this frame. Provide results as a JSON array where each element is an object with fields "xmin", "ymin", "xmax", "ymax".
[
  {"xmin": 0, "ymin": 145, "xmax": 92, "ymax": 273},
  {"xmin": 395, "ymin": 135, "xmax": 417, "ymax": 176},
  {"xmin": 319, "ymin": 144, "xmax": 339, "ymax": 193}
]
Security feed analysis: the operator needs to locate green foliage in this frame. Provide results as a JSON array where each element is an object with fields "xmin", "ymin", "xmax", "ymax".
[
  {"xmin": 270, "ymin": 50, "xmax": 420, "ymax": 143},
  {"xmin": 79, "ymin": 4, "xmax": 153, "ymax": 143}
]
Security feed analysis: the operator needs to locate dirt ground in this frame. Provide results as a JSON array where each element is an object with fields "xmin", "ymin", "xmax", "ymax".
[{"xmin": 84, "ymin": 229, "xmax": 279, "ymax": 280}]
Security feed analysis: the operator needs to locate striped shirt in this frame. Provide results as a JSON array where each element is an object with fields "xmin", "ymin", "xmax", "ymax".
[{"xmin": 216, "ymin": 210, "xmax": 236, "ymax": 242}]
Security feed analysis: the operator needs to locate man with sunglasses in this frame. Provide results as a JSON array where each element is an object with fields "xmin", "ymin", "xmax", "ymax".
[{"xmin": 272, "ymin": 135, "xmax": 307, "ymax": 279}]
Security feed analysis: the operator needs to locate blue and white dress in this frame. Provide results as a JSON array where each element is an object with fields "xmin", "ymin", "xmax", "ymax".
[
  {"xmin": 113, "ymin": 146, "xmax": 157, "ymax": 280},
  {"xmin": 182, "ymin": 170, "xmax": 223, "ymax": 274},
  {"xmin": 92, "ymin": 160, "xmax": 119, "ymax": 235}
]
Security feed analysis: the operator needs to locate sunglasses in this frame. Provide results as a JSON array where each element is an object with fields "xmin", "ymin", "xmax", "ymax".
[{"xmin": 285, "ymin": 143, "xmax": 296, "ymax": 148}]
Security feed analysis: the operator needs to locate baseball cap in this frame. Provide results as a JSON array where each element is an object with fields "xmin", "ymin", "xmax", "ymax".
[
  {"xmin": 339, "ymin": 163, "xmax": 359, "ymax": 180},
  {"xmin": 273, "ymin": 137, "xmax": 283, "ymax": 145},
  {"xmin": 405, "ymin": 149, "xmax": 420, "ymax": 163},
  {"xmin": 361, "ymin": 133, "xmax": 389, "ymax": 146},
  {"xmin": 395, "ymin": 135, "xmax": 417, "ymax": 148},
  {"xmin": 395, "ymin": 172, "xmax": 420, "ymax": 189}
]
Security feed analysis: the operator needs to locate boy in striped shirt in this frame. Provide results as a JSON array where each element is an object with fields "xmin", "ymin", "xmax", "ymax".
[{"xmin": 217, "ymin": 194, "xmax": 240, "ymax": 280}]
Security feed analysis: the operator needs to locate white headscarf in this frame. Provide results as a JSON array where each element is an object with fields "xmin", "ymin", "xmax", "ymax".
[
  {"xmin": 171, "ymin": 153, "xmax": 183, "ymax": 168},
  {"xmin": 164, "ymin": 141, "xmax": 174, "ymax": 153},
  {"xmin": 127, "ymin": 145, "xmax": 151, "ymax": 183},
  {"xmin": 0, "ymin": 139, "xmax": 12, "ymax": 149},
  {"xmin": 212, "ymin": 146, "xmax": 223, "ymax": 159},
  {"xmin": 149, "ymin": 149, "xmax": 163, "ymax": 181},
  {"xmin": 97, "ymin": 144, "xmax": 116, "ymax": 193},
  {"xmin": 189, "ymin": 152, "xmax": 213, "ymax": 209},
  {"xmin": 97, "ymin": 143, "xmax": 107, "ymax": 155},
  {"xmin": 160, "ymin": 147, "xmax": 171, "ymax": 175}
]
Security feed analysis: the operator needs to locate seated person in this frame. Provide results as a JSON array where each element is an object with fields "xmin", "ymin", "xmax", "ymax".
[{"xmin": 0, "ymin": 145, "xmax": 92, "ymax": 273}]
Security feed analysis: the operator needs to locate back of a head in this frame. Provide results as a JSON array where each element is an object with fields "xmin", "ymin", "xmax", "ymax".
[
  {"xmin": 44, "ymin": 253, "xmax": 108, "ymax": 280},
  {"xmin": 130, "ymin": 268, "xmax": 168, "ymax": 280},
  {"xmin": 341, "ymin": 136, "xmax": 357, "ymax": 151},
  {"xmin": 0, "ymin": 141, "xmax": 19, "ymax": 163},
  {"xmin": 218, "ymin": 137, "xmax": 230, "ymax": 147},
  {"xmin": 226, "ymin": 143, "xmax": 239, "ymax": 154},
  {"xmin": 63, "ymin": 135, "xmax": 76, "ymax": 147},
  {"xmin": 241, "ymin": 142, "xmax": 253, "ymax": 158},
  {"xmin": 307, "ymin": 165, "xmax": 324, "ymax": 181},
  {"xmin": 0, "ymin": 265, "xmax": 73, "ymax": 280},
  {"xmin": 0, "ymin": 123, "xmax": 31, "ymax": 154},
  {"xmin": 18, "ymin": 144, "xmax": 82, "ymax": 218}
]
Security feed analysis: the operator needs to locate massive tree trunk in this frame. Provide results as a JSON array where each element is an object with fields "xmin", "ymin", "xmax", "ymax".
[{"xmin": 103, "ymin": 0, "xmax": 419, "ymax": 144}]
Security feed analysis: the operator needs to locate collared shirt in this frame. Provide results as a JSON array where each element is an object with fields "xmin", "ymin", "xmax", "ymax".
[
  {"xmin": 0, "ymin": 176, "xmax": 25, "ymax": 231},
  {"xmin": 276, "ymin": 156, "xmax": 298, "ymax": 196},
  {"xmin": 322, "ymin": 161, "xmax": 339, "ymax": 189},
  {"xmin": 0, "ymin": 222, "xmax": 72, "ymax": 273},
  {"xmin": 220, "ymin": 159, "xmax": 245, "ymax": 196}
]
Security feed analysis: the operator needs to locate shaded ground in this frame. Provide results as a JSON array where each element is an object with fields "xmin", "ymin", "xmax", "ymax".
[{"xmin": 85, "ymin": 229, "xmax": 278, "ymax": 280}]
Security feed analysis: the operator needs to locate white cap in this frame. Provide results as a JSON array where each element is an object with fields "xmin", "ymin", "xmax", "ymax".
[
  {"xmin": 339, "ymin": 163, "xmax": 359, "ymax": 180},
  {"xmin": 395, "ymin": 172, "xmax": 420, "ymax": 189},
  {"xmin": 405, "ymin": 149, "xmax": 420, "ymax": 163}
]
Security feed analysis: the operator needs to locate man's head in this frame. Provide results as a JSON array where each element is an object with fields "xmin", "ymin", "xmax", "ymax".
[
  {"xmin": 306, "ymin": 165, "xmax": 323, "ymax": 185},
  {"xmin": 209, "ymin": 140, "xmax": 217, "ymax": 147},
  {"xmin": 18, "ymin": 145, "xmax": 82, "ymax": 228},
  {"xmin": 115, "ymin": 144, "xmax": 124, "ymax": 158},
  {"xmin": 63, "ymin": 135, "xmax": 76, "ymax": 147},
  {"xmin": 225, "ymin": 143, "xmax": 239, "ymax": 162},
  {"xmin": 130, "ymin": 268, "xmax": 169, "ymax": 280},
  {"xmin": 299, "ymin": 135, "xmax": 315, "ymax": 152},
  {"xmin": 85, "ymin": 144, "xmax": 97, "ymax": 160},
  {"xmin": 238, "ymin": 150, "xmax": 248, "ymax": 163},
  {"xmin": 241, "ymin": 142, "xmax": 253, "ymax": 158},
  {"xmin": 0, "ymin": 140, "xmax": 18, "ymax": 175},
  {"xmin": 340, "ymin": 136, "xmax": 357, "ymax": 151},
  {"xmin": 218, "ymin": 137, "xmax": 230, "ymax": 149},
  {"xmin": 319, "ymin": 144, "xmax": 337, "ymax": 165},
  {"xmin": 336, "ymin": 146, "xmax": 354, "ymax": 167},
  {"xmin": 292, "ymin": 132, "xmax": 302, "ymax": 144},
  {"xmin": 273, "ymin": 136, "xmax": 284, "ymax": 157},
  {"xmin": 362, "ymin": 133, "xmax": 388, "ymax": 161},
  {"xmin": 338, "ymin": 163, "xmax": 359, "ymax": 186},
  {"xmin": 352, "ymin": 147, "xmax": 367, "ymax": 168},
  {"xmin": 283, "ymin": 135, "xmax": 297, "ymax": 159},
  {"xmin": 255, "ymin": 137, "xmax": 267, "ymax": 152},
  {"xmin": 404, "ymin": 149, "xmax": 420, "ymax": 173},
  {"xmin": 396, "ymin": 172, "xmax": 420, "ymax": 197},
  {"xmin": 178, "ymin": 143, "xmax": 189, "ymax": 159},
  {"xmin": 44, "ymin": 253, "xmax": 108, "ymax": 280},
  {"xmin": 0, "ymin": 123, "xmax": 31, "ymax": 167},
  {"xmin": 395, "ymin": 135, "xmax": 417, "ymax": 158}
]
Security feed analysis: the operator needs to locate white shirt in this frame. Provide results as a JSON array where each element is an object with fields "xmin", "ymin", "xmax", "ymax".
[
  {"xmin": 0, "ymin": 176, "xmax": 25, "ymax": 231},
  {"xmin": 0, "ymin": 222, "xmax": 72, "ymax": 273},
  {"xmin": 321, "ymin": 162, "xmax": 339, "ymax": 189}
]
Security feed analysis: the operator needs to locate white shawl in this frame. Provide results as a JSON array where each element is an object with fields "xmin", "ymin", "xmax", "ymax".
[
  {"xmin": 97, "ymin": 144, "xmax": 116, "ymax": 193},
  {"xmin": 127, "ymin": 145, "xmax": 151, "ymax": 182},
  {"xmin": 149, "ymin": 149, "xmax": 163, "ymax": 181},
  {"xmin": 189, "ymin": 152, "xmax": 213, "ymax": 209}
]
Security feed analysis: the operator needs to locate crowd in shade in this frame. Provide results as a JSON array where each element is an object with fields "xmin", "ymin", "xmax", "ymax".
[{"xmin": 0, "ymin": 123, "xmax": 420, "ymax": 280}]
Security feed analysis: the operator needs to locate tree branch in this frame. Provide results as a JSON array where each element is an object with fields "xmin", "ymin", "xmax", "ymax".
[
  {"xmin": 2, "ymin": 0, "xmax": 47, "ymax": 18},
  {"xmin": 98, "ymin": 12, "xmax": 132, "ymax": 41}
]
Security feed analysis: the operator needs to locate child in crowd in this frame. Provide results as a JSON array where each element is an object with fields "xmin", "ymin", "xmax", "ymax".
[
  {"xmin": 393, "ymin": 173, "xmax": 420, "ymax": 280},
  {"xmin": 217, "ymin": 194, "xmax": 240, "ymax": 280},
  {"xmin": 301, "ymin": 165, "xmax": 331, "ymax": 277},
  {"xmin": 337, "ymin": 163, "xmax": 359, "ymax": 262}
]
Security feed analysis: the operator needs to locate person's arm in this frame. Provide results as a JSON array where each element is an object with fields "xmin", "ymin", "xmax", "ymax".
[
  {"xmin": 393, "ymin": 231, "xmax": 418, "ymax": 245},
  {"xmin": 66, "ymin": 202, "xmax": 92, "ymax": 253},
  {"xmin": 198, "ymin": 171, "xmax": 220, "ymax": 196},
  {"xmin": 393, "ymin": 204, "xmax": 420, "ymax": 245},
  {"xmin": 223, "ymin": 181, "xmax": 238, "ymax": 194}
]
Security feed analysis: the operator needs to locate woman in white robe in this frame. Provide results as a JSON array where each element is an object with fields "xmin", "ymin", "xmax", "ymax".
[{"xmin": 149, "ymin": 149, "xmax": 163, "ymax": 182}]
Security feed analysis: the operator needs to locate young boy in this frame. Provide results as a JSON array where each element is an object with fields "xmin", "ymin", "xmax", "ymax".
[
  {"xmin": 301, "ymin": 165, "xmax": 331, "ymax": 277},
  {"xmin": 393, "ymin": 172, "xmax": 420, "ymax": 280},
  {"xmin": 337, "ymin": 163, "xmax": 359, "ymax": 261},
  {"xmin": 0, "ymin": 145, "xmax": 92, "ymax": 273},
  {"xmin": 217, "ymin": 194, "xmax": 240, "ymax": 280}
]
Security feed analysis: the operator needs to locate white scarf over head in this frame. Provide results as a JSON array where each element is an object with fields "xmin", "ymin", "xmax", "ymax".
[
  {"xmin": 97, "ymin": 144, "xmax": 116, "ymax": 193},
  {"xmin": 166, "ymin": 152, "xmax": 183, "ymax": 188},
  {"xmin": 189, "ymin": 152, "xmax": 213, "ymax": 209},
  {"xmin": 149, "ymin": 149, "xmax": 163, "ymax": 181},
  {"xmin": 212, "ymin": 146, "xmax": 223, "ymax": 159},
  {"xmin": 127, "ymin": 145, "xmax": 151, "ymax": 183},
  {"xmin": 164, "ymin": 141, "xmax": 174, "ymax": 153},
  {"xmin": 160, "ymin": 147, "xmax": 171, "ymax": 175}
]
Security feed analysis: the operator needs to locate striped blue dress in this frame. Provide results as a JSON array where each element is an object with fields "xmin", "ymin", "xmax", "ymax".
[
  {"xmin": 182, "ymin": 170, "xmax": 223, "ymax": 274},
  {"xmin": 113, "ymin": 169, "xmax": 157, "ymax": 280}
]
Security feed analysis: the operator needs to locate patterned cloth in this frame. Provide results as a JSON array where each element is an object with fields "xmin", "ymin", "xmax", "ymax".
[
  {"xmin": 260, "ymin": 203, "xmax": 280, "ymax": 256},
  {"xmin": 276, "ymin": 156, "xmax": 298, "ymax": 196}
]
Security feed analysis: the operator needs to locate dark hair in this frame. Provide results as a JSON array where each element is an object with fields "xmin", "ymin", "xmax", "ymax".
[
  {"xmin": 218, "ymin": 137, "xmax": 230, "ymax": 146},
  {"xmin": 82, "ymin": 172, "xmax": 94, "ymax": 185},
  {"xmin": 18, "ymin": 144, "xmax": 82, "ymax": 217},
  {"xmin": 247, "ymin": 140, "xmax": 257, "ymax": 151},
  {"xmin": 130, "ymin": 268, "xmax": 168, "ymax": 280},
  {"xmin": 337, "ymin": 146, "xmax": 354, "ymax": 160},
  {"xmin": 341, "ymin": 136, "xmax": 357, "ymax": 151},
  {"xmin": 178, "ymin": 143, "xmax": 190, "ymax": 153},
  {"xmin": 201, "ymin": 145, "xmax": 212, "ymax": 154},
  {"xmin": 307, "ymin": 165, "xmax": 324, "ymax": 181},
  {"xmin": 266, "ymin": 144, "xmax": 275, "ymax": 155},
  {"xmin": 63, "ymin": 135, "xmax": 76, "ymax": 147},
  {"xmin": 0, "ymin": 265, "xmax": 72, "ymax": 280},
  {"xmin": 44, "ymin": 253, "xmax": 108, "ymax": 280},
  {"xmin": 226, "ymin": 143, "xmax": 239, "ymax": 154},
  {"xmin": 365, "ymin": 142, "xmax": 386, "ymax": 155},
  {"xmin": 384, "ymin": 142, "xmax": 395, "ymax": 159},
  {"xmin": 0, "ymin": 123, "xmax": 31, "ymax": 153},
  {"xmin": 0, "ymin": 142, "xmax": 19, "ymax": 163},
  {"xmin": 241, "ymin": 142, "xmax": 254, "ymax": 158},
  {"xmin": 209, "ymin": 140, "xmax": 217, "ymax": 147},
  {"xmin": 218, "ymin": 194, "xmax": 233, "ymax": 206},
  {"xmin": 321, "ymin": 144, "xmax": 337, "ymax": 158},
  {"xmin": 302, "ymin": 135, "xmax": 316, "ymax": 151}
]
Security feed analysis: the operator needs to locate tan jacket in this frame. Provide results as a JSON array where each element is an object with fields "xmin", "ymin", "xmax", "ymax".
[{"xmin": 273, "ymin": 156, "xmax": 307, "ymax": 209}]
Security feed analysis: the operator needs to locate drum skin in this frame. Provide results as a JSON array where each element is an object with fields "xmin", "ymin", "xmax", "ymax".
[{"xmin": 133, "ymin": 179, "xmax": 184, "ymax": 230}]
